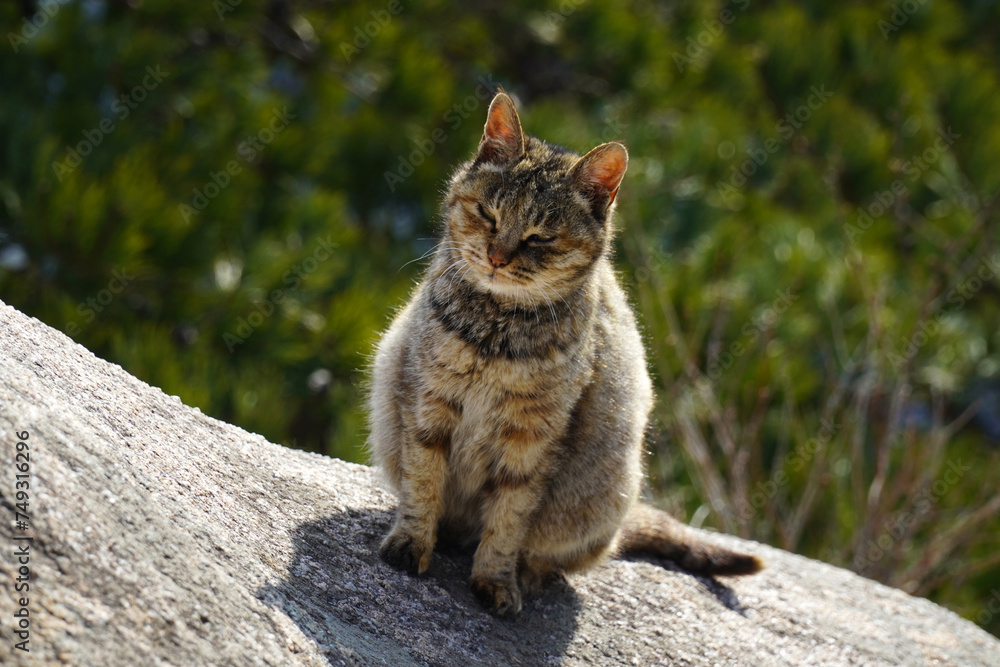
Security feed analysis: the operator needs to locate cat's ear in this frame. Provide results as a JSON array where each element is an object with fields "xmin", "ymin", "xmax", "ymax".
[
  {"xmin": 475, "ymin": 92, "xmax": 525, "ymax": 166},
  {"xmin": 572, "ymin": 142, "xmax": 628, "ymax": 213}
]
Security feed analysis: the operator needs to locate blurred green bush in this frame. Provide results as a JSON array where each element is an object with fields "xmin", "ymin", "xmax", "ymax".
[{"xmin": 2, "ymin": 0, "xmax": 999, "ymax": 637}]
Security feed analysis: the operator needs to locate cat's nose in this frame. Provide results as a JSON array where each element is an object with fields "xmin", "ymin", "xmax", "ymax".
[{"xmin": 488, "ymin": 246, "xmax": 512, "ymax": 269}]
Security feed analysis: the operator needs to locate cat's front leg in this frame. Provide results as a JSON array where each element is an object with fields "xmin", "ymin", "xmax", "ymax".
[
  {"xmin": 470, "ymin": 423, "xmax": 556, "ymax": 616},
  {"xmin": 380, "ymin": 396, "xmax": 456, "ymax": 575}
]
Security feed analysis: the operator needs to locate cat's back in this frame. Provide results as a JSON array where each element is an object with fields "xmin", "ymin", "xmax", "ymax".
[
  {"xmin": 581, "ymin": 259, "xmax": 654, "ymax": 436},
  {"xmin": 591, "ymin": 258, "xmax": 650, "ymax": 380}
]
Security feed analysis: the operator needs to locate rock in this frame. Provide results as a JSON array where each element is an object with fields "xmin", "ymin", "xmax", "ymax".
[{"xmin": 1, "ymin": 298, "xmax": 997, "ymax": 667}]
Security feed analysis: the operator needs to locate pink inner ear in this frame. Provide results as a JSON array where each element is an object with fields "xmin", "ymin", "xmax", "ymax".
[
  {"xmin": 585, "ymin": 148, "xmax": 627, "ymax": 191},
  {"xmin": 483, "ymin": 103, "xmax": 521, "ymax": 147},
  {"xmin": 485, "ymin": 108, "xmax": 518, "ymax": 144},
  {"xmin": 477, "ymin": 94, "xmax": 525, "ymax": 164}
]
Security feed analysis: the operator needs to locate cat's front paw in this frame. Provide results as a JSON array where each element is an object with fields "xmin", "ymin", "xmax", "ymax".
[
  {"xmin": 518, "ymin": 562, "xmax": 553, "ymax": 596},
  {"xmin": 379, "ymin": 528, "xmax": 432, "ymax": 575},
  {"xmin": 470, "ymin": 573, "xmax": 522, "ymax": 617}
]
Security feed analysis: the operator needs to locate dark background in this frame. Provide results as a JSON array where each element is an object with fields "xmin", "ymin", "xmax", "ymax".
[{"xmin": 2, "ymin": 0, "xmax": 999, "ymax": 637}]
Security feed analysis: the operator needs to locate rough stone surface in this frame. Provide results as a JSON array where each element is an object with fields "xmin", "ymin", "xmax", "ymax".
[{"xmin": 1, "ymin": 298, "xmax": 998, "ymax": 666}]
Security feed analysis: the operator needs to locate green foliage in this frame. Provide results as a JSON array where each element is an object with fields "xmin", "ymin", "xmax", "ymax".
[{"xmin": 2, "ymin": 0, "xmax": 999, "ymax": 637}]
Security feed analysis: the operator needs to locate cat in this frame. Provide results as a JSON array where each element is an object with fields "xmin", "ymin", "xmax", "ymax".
[{"xmin": 367, "ymin": 90, "xmax": 762, "ymax": 617}]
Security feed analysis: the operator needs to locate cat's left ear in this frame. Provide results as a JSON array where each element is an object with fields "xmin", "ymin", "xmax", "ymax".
[
  {"xmin": 572, "ymin": 142, "xmax": 628, "ymax": 213},
  {"xmin": 475, "ymin": 92, "xmax": 526, "ymax": 166}
]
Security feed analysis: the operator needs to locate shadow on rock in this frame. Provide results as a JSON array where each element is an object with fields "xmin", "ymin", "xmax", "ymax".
[
  {"xmin": 259, "ymin": 507, "xmax": 582, "ymax": 666},
  {"xmin": 622, "ymin": 554, "xmax": 748, "ymax": 615}
]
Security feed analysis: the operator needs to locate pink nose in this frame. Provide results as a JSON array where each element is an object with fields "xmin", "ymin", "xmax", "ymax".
[{"xmin": 488, "ymin": 247, "xmax": 512, "ymax": 269}]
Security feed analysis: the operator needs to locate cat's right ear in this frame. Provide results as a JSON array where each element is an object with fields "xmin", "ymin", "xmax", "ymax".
[{"xmin": 474, "ymin": 92, "xmax": 525, "ymax": 166}]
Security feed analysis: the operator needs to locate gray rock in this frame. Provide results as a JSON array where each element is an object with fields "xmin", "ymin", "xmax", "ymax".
[{"xmin": 1, "ymin": 298, "xmax": 997, "ymax": 666}]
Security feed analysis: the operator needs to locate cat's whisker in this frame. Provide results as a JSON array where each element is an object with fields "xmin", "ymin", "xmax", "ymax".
[
  {"xmin": 458, "ymin": 264, "xmax": 476, "ymax": 288},
  {"xmin": 448, "ymin": 259, "xmax": 477, "ymax": 294},
  {"xmin": 440, "ymin": 258, "xmax": 468, "ymax": 293},
  {"xmin": 399, "ymin": 241, "xmax": 461, "ymax": 273},
  {"xmin": 446, "ymin": 262, "xmax": 469, "ymax": 293},
  {"xmin": 442, "ymin": 258, "xmax": 465, "ymax": 280},
  {"xmin": 536, "ymin": 284, "xmax": 558, "ymax": 325},
  {"xmin": 528, "ymin": 289, "xmax": 541, "ymax": 327},
  {"xmin": 535, "ymin": 280, "xmax": 560, "ymax": 322},
  {"xmin": 521, "ymin": 285, "xmax": 538, "ymax": 326}
]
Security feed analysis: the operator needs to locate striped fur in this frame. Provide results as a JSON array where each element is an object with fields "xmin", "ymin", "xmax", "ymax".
[{"xmin": 368, "ymin": 92, "xmax": 761, "ymax": 616}]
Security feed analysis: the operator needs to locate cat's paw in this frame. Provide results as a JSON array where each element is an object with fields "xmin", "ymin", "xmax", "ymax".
[
  {"xmin": 470, "ymin": 573, "xmax": 522, "ymax": 617},
  {"xmin": 518, "ymin": 563, "xmax": 552, "ymax": 596},
  {"xmin": 379, "ymin": 528, "xmax": 432, "ymax": 575}
]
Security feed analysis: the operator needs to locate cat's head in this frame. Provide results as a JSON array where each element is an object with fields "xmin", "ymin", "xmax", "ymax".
[{"xmin": 442, "ymin": 91, "xmax": 627, "ymax": 303}]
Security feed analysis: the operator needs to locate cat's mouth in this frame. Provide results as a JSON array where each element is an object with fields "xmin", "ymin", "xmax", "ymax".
[
  {"xmin": 455, "ymin": 249, "xmax": 527, "ymax": 298},
  {"xmin": 482, "ymin": 264, "xmax": 526, "ymax": 297},
  {"xmin": 487, "ymin": 267, "xmax": 515, "ymax": 286},
  {"xmin": 488, "ymin": 268, "xmax": 512, "ymax": 282}
]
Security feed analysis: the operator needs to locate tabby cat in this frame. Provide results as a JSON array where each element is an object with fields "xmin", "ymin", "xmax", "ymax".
[{"xmin": 368, "ymin": 90, "xmax": 761, "ymax": 617}]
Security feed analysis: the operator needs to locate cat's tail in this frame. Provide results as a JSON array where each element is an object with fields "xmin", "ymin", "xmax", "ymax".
[{"xmin": 617, "ymin": 502, "xmax": 764, "ymax": 576}]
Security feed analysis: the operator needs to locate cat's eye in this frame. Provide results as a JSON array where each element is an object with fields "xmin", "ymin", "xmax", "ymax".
[
  {"xmin": 477, "ymin": 203, "xmax": 496, "ymax": 228},
  {"xmin": 525, "ymin": 233, "xmax": 557, "ymax": 246}
]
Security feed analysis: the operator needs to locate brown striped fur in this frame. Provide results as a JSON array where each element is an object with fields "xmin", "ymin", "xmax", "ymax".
[{"xmin": 368, "ymin": 91, "xmax": 761, "ymax": 616}]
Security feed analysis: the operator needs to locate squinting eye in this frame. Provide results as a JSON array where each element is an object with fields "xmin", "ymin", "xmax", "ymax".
[
  {"xmin": 477, "ymin": 203, "xmax": 496, "ymax": 226},
  {"xmin": 525, "ymin": 234, "xmax": 557, "ymax": 245}
]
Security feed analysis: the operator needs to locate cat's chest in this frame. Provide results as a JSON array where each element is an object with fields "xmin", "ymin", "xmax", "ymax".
[
  {"xmin": 425, "ymin": 281, "xmax": 572, "ymax": 364},
  {"xmin": 423, "ymin": 324, "xmax": 566, "ymax": 400},
  {"xmin": 420, "ymin": 314, "xmax": 587, "ymax": 502},
  {"xmin": 445, "ymin": 367, "xmax": 551, "ymax": 498},
  {"xmin": 423, "ymin": 328, "xmax": 560, "ymax": 429}
]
